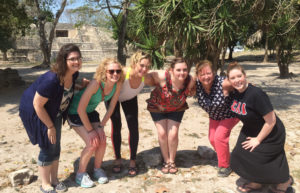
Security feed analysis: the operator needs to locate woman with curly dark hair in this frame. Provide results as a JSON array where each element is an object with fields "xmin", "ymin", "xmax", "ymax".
[{"xmin": 19, "ymin": 44, "xmax": 82, "ymax": 193}]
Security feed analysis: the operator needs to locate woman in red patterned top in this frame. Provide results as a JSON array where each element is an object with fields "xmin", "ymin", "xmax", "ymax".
[{"xmin": 146, "ymin": 57, "xmax": 192, "ymax": 174}]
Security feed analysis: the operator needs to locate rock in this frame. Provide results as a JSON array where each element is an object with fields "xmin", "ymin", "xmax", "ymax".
[
  {"xmin": 142, "ymin": 147, "xmax": 162, "ymax": 168},
  {"xmin": 8, "ymin": 168, "xmax": 34, "ymax": 187},
  {"xmin": 197, "ymin": 146, "xmax": 216, "ymax": 160},
  {"xmin": 73, "ymin": 157, "xmax": 95, "ymax": 175},
  {"xmin": 0, "ymin": 68, "xmax": 25, "ymax": 89}
]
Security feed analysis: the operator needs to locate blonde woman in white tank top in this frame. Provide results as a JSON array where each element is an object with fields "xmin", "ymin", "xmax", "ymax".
[{"xmin": 105, "ymin": 51, "xmax": 154, "ymax": 176}]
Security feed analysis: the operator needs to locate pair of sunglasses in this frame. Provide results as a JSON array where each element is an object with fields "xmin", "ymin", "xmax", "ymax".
[{"xmin": 107, "ymin": 69, "xmax": 122, "ymax": 75}]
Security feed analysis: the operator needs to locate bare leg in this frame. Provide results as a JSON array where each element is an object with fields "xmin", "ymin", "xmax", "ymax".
[
  {"xmin": 154, "ymin": 119, "xmax": 169, "ymax": 163},
  {"xmin": 39, "ymin": 164, "xmax": 53, "ymax": 190},
  {"xmin": 50, "ymin": 160, "xmax": 59, "ymax": 185},
  {"xmin": 92, "ymin": 122, "xmax": 107, "ymax": 169},
  {"xmin": 166, "ymin": 119, "xmax": 180, "ymax": 163},
  {"xmin": 73, "ymin": 125, "xmax": 98, "ymax": 173}
]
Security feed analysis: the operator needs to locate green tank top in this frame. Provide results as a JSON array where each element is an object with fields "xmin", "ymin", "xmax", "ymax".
[{"xmin": 68, "ymin": 82, "xmax": 116, "ymax": 114}]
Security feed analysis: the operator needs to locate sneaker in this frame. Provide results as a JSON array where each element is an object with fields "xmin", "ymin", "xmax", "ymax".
[
  {"xmin": 93, "ymin": 168, "xmax": 109, "ymax": 184},
  {"xmin": 217, "ymin": 167, "xmax": 232, "ymax": 177},
  {"xmin": 75, "ymin": 172, "xmax": 94, "ymax": 188},
  {"xmin": 53, "ymin": 182, "xmax": 67, "ymax": 192}
]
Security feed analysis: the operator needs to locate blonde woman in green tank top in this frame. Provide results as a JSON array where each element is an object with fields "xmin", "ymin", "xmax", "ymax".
[{"xmin": 67, "ymin": 58, "xmax": 124, "ymax": 188}]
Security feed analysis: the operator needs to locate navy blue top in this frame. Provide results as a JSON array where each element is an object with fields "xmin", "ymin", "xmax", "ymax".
[
  {"xmin": 196, "ymin": 75, "xmax": 235, "ymax": 120},
  {"xmin": 19, "ymin": 71, "xmax": 78, "ymax": 148}
]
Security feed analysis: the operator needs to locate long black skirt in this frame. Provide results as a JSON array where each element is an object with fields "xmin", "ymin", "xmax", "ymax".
[{"xmin": 230, "ymin": 123, "xmax": 290, "ymax": 184}]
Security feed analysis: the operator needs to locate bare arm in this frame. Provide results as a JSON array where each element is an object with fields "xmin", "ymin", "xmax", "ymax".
[
  {"xmin": 187, "ymin": 75, "xmax": 196, "ymax": 96},
  {"xmin": 222, "ymin": 78, "xmax": 233, "ymax": 96},
  {"xmin": 242, "ymin": 111, "xmax": 276, "ymax": 152},
  {"xmin": 100, "ymin": 81, "xmax": 122, "ymax": 126},
  {"xmin": 33, "ymin": 92, "xmax": 56, "ymax": 144},
  {"xmin": 77, "ymin": 80, "xmax": 99, "ymax": 132}
]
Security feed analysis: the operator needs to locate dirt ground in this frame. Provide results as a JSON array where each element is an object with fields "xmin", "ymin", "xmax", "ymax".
[{"xmin": 0, "ymin": 51, "xmax": 300, "ymax": 193}]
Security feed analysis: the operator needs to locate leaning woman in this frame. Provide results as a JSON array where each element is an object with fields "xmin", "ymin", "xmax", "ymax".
[
  {"xmin": 192, "ymin": 60, "xmax": 239, "ymax": 177},
  {"xmin": 19, "ymin": 44, "xmax": 82, "ymax": 193},
  {"xmin": 227, "ymin": 62, "xmax": 293, "ymax": 193},
  {"xmin": 67, "ymin": 58, "xmax": 124, "ymax": 188},
  {"xmin": 146, "ymin": 57, "xmax": 192, "ymax": 174},
  {"xmin": 105, "ymin": 51, "xmax": 152, "ymax": 176}
]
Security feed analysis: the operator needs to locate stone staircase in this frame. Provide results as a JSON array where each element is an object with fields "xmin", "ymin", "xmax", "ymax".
[{"xmin": 4, "ymin": 24, "xmax": 118, "ymax": 63}]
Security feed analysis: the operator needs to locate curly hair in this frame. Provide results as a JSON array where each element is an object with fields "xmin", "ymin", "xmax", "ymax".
[
  {"xmin": 195, "ymin": 60, "xmax": 214, "ymax": 76},
  {"xmin": 93, "ymin": 58, "xmax": 125, "ymax": 83},
  {"xmin": 130, "ymin": 51, "xmax": 152, "ymax": 68},
  {"xmin": 51, "ymin": 43, "xmax": 81, "ymax": 84}
]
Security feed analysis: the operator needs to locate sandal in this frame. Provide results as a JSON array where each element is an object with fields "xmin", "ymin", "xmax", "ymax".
[
  {"xmin": 168, "ymin": 162, "xmax": 178, "ymax": 174},
  {"xmin": 112, "ymin": 163, "xmax": 122, "ymax": 173},
  {"xmin": 161, "ymin": 162, "xmax": 169, "ymax": 174},
  {"xmin": 237, "ymin": 182, "xmax": 262, "ymax": 193},
  {"xmin": 268, "ymin": 176, "xmax": 295, "ymax": 193},
  {"xmin": 128, "ymin": 166, "xmax": 138, "ymax": 177}
]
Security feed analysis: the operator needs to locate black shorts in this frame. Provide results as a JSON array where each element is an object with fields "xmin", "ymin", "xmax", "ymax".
[
  {"xmin": 67, "ymin": 111, "xmax": 100, "ymax": 127},
  {"xmin": 150, "ymin": 111, "xmax": 185, "ymax": 123}
]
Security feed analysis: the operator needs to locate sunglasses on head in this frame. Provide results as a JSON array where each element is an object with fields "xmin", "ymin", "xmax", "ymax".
[{"xmin": 107, "ymin": 69, "xmax": 122, "ymax": 75}]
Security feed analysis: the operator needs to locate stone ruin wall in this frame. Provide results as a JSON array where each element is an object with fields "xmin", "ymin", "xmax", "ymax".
[{"xmin": 2, "ymin": 23, "xmax": 118, "ymax": 63}]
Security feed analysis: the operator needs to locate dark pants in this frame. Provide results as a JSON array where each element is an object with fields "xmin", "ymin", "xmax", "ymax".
[
  {"xmin": 37, "ymin": 115, "xmax": 62, "ymax": 166},
  {"xmin": 105, "ymin": 96, "xmax": 139, "ymax": 160}
]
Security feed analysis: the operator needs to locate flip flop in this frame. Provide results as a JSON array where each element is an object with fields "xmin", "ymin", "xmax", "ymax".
[
  {"xmin": 112, "ymin": 164, "xmax": 122, "ymax": 173},
  {"xmin": 237, "ymin": 182, "xmax": 262, "ymax": 193},
  {"xmin": 128, "ymin": 166, "xmax": 138, "ymax": 177}
]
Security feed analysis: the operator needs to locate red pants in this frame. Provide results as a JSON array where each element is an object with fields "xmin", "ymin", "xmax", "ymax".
[{"xmin": 209, "ymin": 118, "xmax": 239, "ymax": 168}]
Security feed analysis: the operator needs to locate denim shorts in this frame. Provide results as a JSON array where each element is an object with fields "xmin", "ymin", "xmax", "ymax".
[
  {"xmin": 150, "ymin": 111, "xmax": 185, "ymax": 123},
  {"xmin": 37, "ymin": 115, "xmax": 62, "ymax": 166},
  {"xmin": 67, "ymin": 111, "xmax": 100, "ymax": 127}
]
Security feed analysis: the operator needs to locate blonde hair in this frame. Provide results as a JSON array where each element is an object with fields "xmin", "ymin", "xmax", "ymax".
[
  {"xmin": 130, "ymin": 51, "xmax": 152, "ymax": 68},
  {"xmin": 93, "ymin": 58, "xmax": 125, "ymax": 83},
  {"xmin": 195, "ymin": 60, "xmax": 214, "ymax": 76},
  {"xmin": 226, "ymin": 61, "xmax": 246, "ymax": 78}
]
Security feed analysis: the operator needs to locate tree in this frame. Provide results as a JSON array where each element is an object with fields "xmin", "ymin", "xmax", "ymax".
[
  {"xmin": 268, "ymin": 0, "xmax": 300, "ymax": 78},
  {"xmin": 71, "ymin": 0, "xmax": 131, "ymax": 66},
  {"xmin": 26, "ymin": 0, "xmax": 67, "ymax": 67},
  {"xmin": 0, "ymin": 0, "xmax": 31, "ymax": 61}
]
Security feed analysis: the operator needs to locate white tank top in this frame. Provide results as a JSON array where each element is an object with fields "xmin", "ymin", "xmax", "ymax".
[{"xmin": 118, "ymin": 67, "xmax": 145, "ymax": 102}]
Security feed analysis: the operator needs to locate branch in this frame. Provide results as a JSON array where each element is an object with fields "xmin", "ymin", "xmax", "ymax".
[
  {"xmin": 48, "ymin": 0, "xmax": 67, "ymax": 48},
  {"xmin": 106, "ymin": 0, "xmax": 118, "ymax": 28}
]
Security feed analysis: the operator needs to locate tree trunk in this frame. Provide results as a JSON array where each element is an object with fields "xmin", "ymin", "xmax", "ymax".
[
  {"xmin": 276, "ymin": 44, "xmax": 290, "ymax": 78},
  {"xmin": 263, "ymin": 35, "xmax": 269, "ymax": 62},
  {"xmin": 117, "ymin": 0, "xmax": 129, "ymax": 66},
  {"xmin": 220, "ymin": 44, "xmax": 227, "ymax": 76},
  {"xmin": 3, "ymin": 51, "xmax": 8, "ymax": 61},
  {"xmin": 34, "ymin": 0, "xmax": 67, "ymax": 68},
  {"xmin": 206, "ymin": 41, "xmax": 221, "ymax": 72},
  {"xmin": 228, "ymin": 46, "xmax": 234, "ymax": 60}
]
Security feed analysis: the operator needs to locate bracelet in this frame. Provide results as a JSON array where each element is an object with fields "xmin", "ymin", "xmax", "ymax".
[
  {"xmin": 87, "ymin": 129, "xmax": 94, "ymax": 133},
  {"xmin": 98, "ymin": 125, "xmax": 104, "ymax": 129},
  {"xmin": 48, "ymin": 125, "xmax": 55, "ymax": 130}
]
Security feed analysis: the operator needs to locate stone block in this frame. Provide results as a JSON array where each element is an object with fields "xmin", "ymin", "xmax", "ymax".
[
  {"xmin": 197, "ymin": 146, "xmax": 216, "ymax": 160},
  {"xmin": 73, "ymin": 157, "xmax": 94, "ymax": 175},
  {"xmin": 141, "ymin": 147, "xmax": 162, "ymax": 167},
  {"xmin": 8, "ymin": 168, "xmax": 34, "ymax": 187}
]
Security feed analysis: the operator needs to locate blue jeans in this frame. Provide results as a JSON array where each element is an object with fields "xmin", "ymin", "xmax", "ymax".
[{"xmin": 37, "ymin": 115, "xmax": 62, "ymax": 166}]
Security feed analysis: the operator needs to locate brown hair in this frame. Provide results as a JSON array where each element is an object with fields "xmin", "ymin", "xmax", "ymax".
[
  {"xmin": 226, "ymin": 61, "xmax": 246, "ymax": 78},
  {"xmin": 169, "ymin": 57, "xmax": 187, "ymax": 70},
  {"xmin": 51, "ymin": 43, "xmax": 81, "ymax": 84},
  {"xmin": 93, "ymin": 58, "xmax": 125, "ymax": 83},
  {"xmin": 195, "ymin": 60, "xmax": 213, "ymax": 76},
  {"xmin": 130, "ymin": 51, "xmax": 152, "ymax": 68}
]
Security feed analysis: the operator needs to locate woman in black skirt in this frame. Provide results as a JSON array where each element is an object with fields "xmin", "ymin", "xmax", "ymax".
[{"xmin": 226, "ymin": 62, "xmax": 293, "ymax": 193}]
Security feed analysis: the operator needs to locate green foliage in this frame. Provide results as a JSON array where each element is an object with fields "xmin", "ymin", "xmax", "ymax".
[
  {"xmin": 133, "ymin": 32, "xmax": 164, "ymax": 69},
  {"xmin": 0, "ymin": 0, "xmax": 32, "ymax": 53}
]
